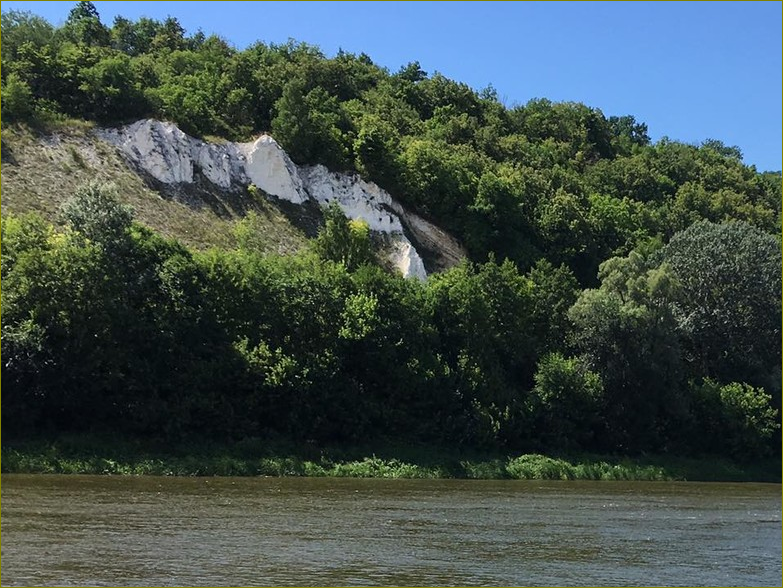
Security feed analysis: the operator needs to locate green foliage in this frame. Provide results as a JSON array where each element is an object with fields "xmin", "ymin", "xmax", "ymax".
[
  {"xmin": 6, "ymin": 436, "xmax": 779, "ymax": 481},
  {"xmin": 353, "ymin": 113, "xmax": 403, "ymax": 190},
  {"xmin": 425, "ymin": 259, "xmax": 536, "ymax": 447},
  {"xmin": 311, "ymin": 203, "xmax": 376, "ymax": 271},
  {"xmin": 2, "ymin": 2, "xmax": 779, "ymax": 280},
  {"xmin": 61, "ymin": 180, "xmax": 133, "ymax": 251},
  {"xmin": 272, "ymin": 78, "xmax": 352, "ymax": 169},
  {"xmin": 527, "ymin": 353, "xmax": 604, "ymax": 450},
  {"xmin": 329, "ymin": 456, "xmax": 437, "ymax": 479},
  {"xmin": 77, "ymin": 52, "xmax": 145, "ymax": 121},
  {"xmin": 1, "ymin": 10, "xmax": 56, "ymax": 62},
  {"xmin": 1, "ymin": 73, "xmax": 36, "ymax": 121},
  {"xmin": 660, "ymin": 221, "xmax": 782, "ymax": 392},
  {"xmin": 505, "ymin": 454, "xmax": 668, "ymax": 481},
  {"xmin": 1, "ymin": 213, "xmax": 53, "ymax": 278},
  {"xmin": 569, "ymin": 251, "xmax": 686, "ymax": 452},
  {"xmin": 2, "ymin": 4, "xmax": 781, "ymax": 465},
  {"xmin": 339, "ymin": 292, "xmax": 380, "ymax": 341},
  {"xmin": 526, "ymin": 259, "xmax": 579, "ymax": 353},
  {"xmin": 690, "ymin": 379, "xmax": 779, "ymax": 458},
  {"xmin": 63, "ymin": 1, "xmax": 110, "ymax": 46},
  {"xmin": 608, "ymin": 114, "xmax": 650, "ymax": 154}
]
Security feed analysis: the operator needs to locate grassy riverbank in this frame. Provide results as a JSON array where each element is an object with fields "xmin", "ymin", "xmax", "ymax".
[{"xmin": 2, "ymin": 437, "xmax": 779, "ymax": 482}]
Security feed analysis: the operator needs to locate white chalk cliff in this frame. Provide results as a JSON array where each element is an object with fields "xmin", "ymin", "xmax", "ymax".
[{"xmin": 99, "ymin": 120, "xmax": 465, "ymax": 279}]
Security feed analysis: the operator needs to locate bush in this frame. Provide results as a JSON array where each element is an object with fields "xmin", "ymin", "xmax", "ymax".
[
  {"xmin": 61, "ymin": 181, "xmax": 133, "ymax": 251},
  {"xmin": 1, "ymin": 73, "xmax": 35, "ymax": 121},
  {"xmin": 690, "ymin": 379, "xmax": 779, "ymax": 458},
  {"xmin": 312, "ymin": 202, "xmax": 376, "ymax": 271},
  {"xmin": 506, "ymin": 454, "xmax": 575, "ymax": 480},
  {"xmin": 526, "ymin": 353, "xmax": 604, "ymax": 450}
]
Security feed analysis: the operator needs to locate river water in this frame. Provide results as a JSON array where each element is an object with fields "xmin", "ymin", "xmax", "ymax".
[{"xmin": 1, "ymin": 475, "xmax": 780, "ymax": 586}]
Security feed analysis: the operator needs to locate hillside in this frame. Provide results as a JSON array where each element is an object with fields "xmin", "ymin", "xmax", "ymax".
[
  {"xmin": 1, "ymin": 122, "xmax": 306, "ymax": 253},
  {"xmin": 1, "ymin": 119, "xmax": 466, "ymax": 277},
  {"xmin": 1, "ymin": 2, "xmax": 781, "ymax": 465},
  {"xmin": 3, "ymin": 4, "xmax": 780, "ymax": 284}
]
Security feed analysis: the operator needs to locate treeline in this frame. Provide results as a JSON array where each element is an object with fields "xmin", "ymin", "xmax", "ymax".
[
  {"xmin": 2, "ymin": 3, "xmax": 781, "ymax": 284},
  {"xmin": 1, "ymin": 3, "xmax": 781, "ymax": 460},
  {"xmin": 2, "ymin": 184, "xmax": 780, "ymax": 459}
]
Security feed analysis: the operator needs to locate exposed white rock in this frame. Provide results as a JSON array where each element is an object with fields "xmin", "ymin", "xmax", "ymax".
[
  {"xmin": 100, "ymin": 120, "xmax": 195, "ymax": 184},
  {"xmin": 193, "ymin": 142, "xmax": 240, "ymax": 189},
  {"xmin": 388, "ymin": 237, "xmax": 428, "ymax": 280},
  {"xmin": 99, "ymin": 119, "xmax": 467, "ymax": 279},
  {"xmin": 299, "ymin": 165, "xmax": 403, "ymax": 233},
  {"xmin": 239, "ymin": 135, "xmax": 308, "ymax": 204}
]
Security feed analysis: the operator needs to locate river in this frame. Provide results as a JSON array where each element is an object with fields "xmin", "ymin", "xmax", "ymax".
[{"xmin": 1, "ymin": 475, "xmax": 780, "ymax": 586}]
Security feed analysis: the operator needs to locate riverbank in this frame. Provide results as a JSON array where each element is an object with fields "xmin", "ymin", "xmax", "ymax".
[{"xmin": 2, "ymin": 438, "xmax": 779, "ymax": 482}]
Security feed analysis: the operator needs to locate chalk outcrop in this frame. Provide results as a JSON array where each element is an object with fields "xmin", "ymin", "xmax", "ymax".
[
  {"xmin": 99, "ymin": 120, "xmax": 465, "ymax": 279},
  {"xmin": 239, "ymin": 135, "xmax": 308, "ymax": 204}
]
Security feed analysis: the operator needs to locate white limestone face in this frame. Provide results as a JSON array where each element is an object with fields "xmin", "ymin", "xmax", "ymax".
[
  {"xmin": 98, "ymin": 120, "xmax": 468, "ymax": 279},
  {"xmin": 193, "ymin": 142, "xmax": 240, "ymax": 189},
  {"xmin": 388, "ymin": 236, "xmax": 428, "ymax": 280},
  {"xmin": 239, "ymin": 135, "xmax": 308, "ymax": 204},
  {"xmin": 299, "ymin": 165, "xmax": 403, "ymax": 233},
  {"xmin": 100, "ymin": 120, "xmax": 195, "ymax": 184},
  {"xmin": 297, "ymin": 165, "xmax": 428, "ymax": 279}
]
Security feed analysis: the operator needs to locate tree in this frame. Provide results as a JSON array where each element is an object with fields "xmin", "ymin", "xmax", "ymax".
[
  {"xmin": 660, "ymin": 221, "xmax": 782, "ymax": 394},
  {"xmin": 608, "ymin": 114, "xmax": 650, "ymax": 154},
  {"xmin": 312, "ymin": 203, "xmax": 376, "ymax": 271},
  {"xmin": 63, "ymin": 1, "xmax": 110, "ymax": 46},
  {"xmin": 701, "ymin": 138, "xmax": 742, "ymax": 161},
  {"xmin": 1, "ymin": 73, "xmax": 35, "ymax": 120},
  {"xmin": 1, "ymin": 10, "xmax": 55, "ymax": 64},
  {"xmin": 272, "ymin": 78, "xmax": 351, "ymax": 169},
  {"xmin": 353, "ymin": 114, "xmax": 403, "ymax": 191},
  {"xmin": 526, "ymin": 259, "xmax": 579, "ymax": 354},
  {"xmin": 61, "ymin": 181, "xmax": 133, "ymax": 255},
  {"xmin": 151, "ymin": 17, "xmax": 187, "ymax": 52},
  {"xmin": 78, "ymin": 53, "xmax": 146, "ymax": 120},
  {"xmin": 537, "ymin": 188, "xmax": 599, "ymax": 284},
  {"xmin": 395, "ymin": 61, "xmax": 427, "ymax": 83},
  {"xmin": 526, "ymin": 353, "xmax": 604, "ymax": 450},
  {"xmin": 689, "ymin": 379, "xmax": 779, "ymax": 458},
  {"xmin": 569, "ymin": 251, "xmax": 686, "ymax": 452},
  {"xmin": 110, "ymin": 16, "xmax": 136, "ymax": 54},
  {"xmin": 426, "ymin": 259, "xmax": 535, "ymax": 446},
  {"xmin": 464, "ymin": 168, "xmax": 539, "ymax": 266}
]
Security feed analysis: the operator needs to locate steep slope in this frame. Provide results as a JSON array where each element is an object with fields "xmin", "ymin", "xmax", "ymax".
[
  {"xmin": 0, "ymin": 123, "xmax": 307, "ymax": 253},
  {"xmin": 2, "ymin": 120, "xmax": 465, "ymax": 279},
  {"xmin": 100, "ymin": 120, "xmax": 466, "ymax": 278}
]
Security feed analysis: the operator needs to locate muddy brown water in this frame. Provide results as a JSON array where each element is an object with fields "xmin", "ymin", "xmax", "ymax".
[{"xmin": 1, "ymin": 475, "xmax": 780, "ymax": 586}]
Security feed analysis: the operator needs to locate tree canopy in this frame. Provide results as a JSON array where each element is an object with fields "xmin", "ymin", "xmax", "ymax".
[
  {"xmin": 2, "ymin": 2, "xmax": 779, "ymax": 280},
  {"xmin": 2, "ymin": 3, "xmax": 780, "ymax": 462}
]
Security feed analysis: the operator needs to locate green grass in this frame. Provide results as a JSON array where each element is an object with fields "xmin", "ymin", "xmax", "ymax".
[
  {"xmin": 505, "ymin": 454, "xmax": 668, "ymax": 481},
  {"xmin": 2, "ymin": 437, "xmax": 778, "ymax": 482},
  {"xmin": 1, "ymin": 123, "xmax": 308, "ymax": 253}
]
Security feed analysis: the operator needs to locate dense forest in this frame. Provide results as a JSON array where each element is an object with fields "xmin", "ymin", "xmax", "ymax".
[{"xmin": 2, "ymin": 3, "xmax": 781, "ymax": 461}]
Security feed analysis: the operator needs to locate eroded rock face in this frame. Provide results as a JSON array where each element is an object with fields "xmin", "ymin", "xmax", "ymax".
[
  {"xmin": 388, "ymin": 238, "xmax": 428, "ymax": 279},
  {"xmin": 99, "ymin": 119, "xmax": 465, "ymax": 279},
  {"xmin": 299, "ymin": 165, "xmax": 403, "ymax": 233},
  {"xmin": 101, "ymin": 120, "xmax": 196, "ymax": 184},
  {"xmin": 239, "ymin": 135, "xmax": 308, "ymax": 204}
]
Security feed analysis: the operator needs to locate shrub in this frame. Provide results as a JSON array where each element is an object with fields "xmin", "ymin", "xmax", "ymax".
[
  {"xmin": 526, "ymin": 353, "xmax": 604, "ymax": 450},
  {"xmin": 1, "ymin": 73, "xmax": 35, "ymax": 121},
  {"xmin": 690, "ymin": 379, "xmax": 779, "ymax": 458}
]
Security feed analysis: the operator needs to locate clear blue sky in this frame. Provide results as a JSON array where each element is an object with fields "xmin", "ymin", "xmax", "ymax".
[{"xmin": 4, "ymin": 1, "xmax": 782, "ymax": 171}]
